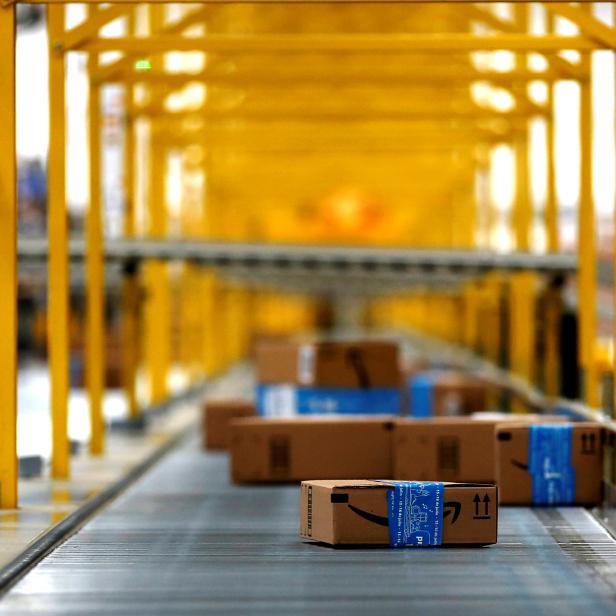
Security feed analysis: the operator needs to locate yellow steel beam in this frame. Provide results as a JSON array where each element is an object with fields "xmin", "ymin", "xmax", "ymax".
[
  {"xmin": 62, "ymin": 5, "xmax": 131, "ymax": 50},
  {"xmin": 86, "ymin": 12, "xmax": 106, "ymax": 456},
  {"xmin": 509, "ymin": 272, "xmax": 536, "ymax": 397},
  {"xmin": 0, "ymin": 3, "xmax": 18, "ymax": 509},
  {"xmin": 543, "ymin": 13, "xmax": 560, "ymax": 399},
  {"xmin": 470, "ymin": 5, "xmax": 587, "ymax": 80},
  {"xmin": 48, "ymin": 5, "xmax": 70, "ymax": 479},
  {"xmin": 90, "ymin": 6, "xmax": 212, "ymax": 85},
  {"xmin": 513, "ymin": 130, "xmax": 531, "ymax": 251},
  {"xmin": 107, "ymin": 66, "xmax": 564, "ymax": 87},
  {"xmin": 508, "ymin": 5, "xmax": 536, "ymax": 412},
  {"xmin": 545, "ymin": 104, "xmax": 558, "ymax": 251},
  {"xmin": 16, "ymin": 0, "xmax": 616, "ymax": 5},
  {"xmin": 547, "ymin": 3, "xmax": 616, "ymax": 49},
  {"xmin": 144, "ymin": 5, "xmax": 170, "ymax": 405},
  {"xmin": 75, "ymin": 34, "xmax": 602, "ymax": 54},
  {"xmin": 578, "ymin": 34, "xmax": 598, "ymax": 406},
  {"xmin": 138, "ymin": 108, "xmax": 546, "ymax": 123},
  {"xmin": 121, "ymin": 9, "xmax": 140, "ymax": 420}
]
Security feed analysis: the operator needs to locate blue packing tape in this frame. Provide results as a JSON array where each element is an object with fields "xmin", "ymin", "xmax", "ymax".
[
  {"xmin": 408, "ymin": 373, "xmax": 436, "ymax": 418},
  {"xmin": 386, "ymin": 481, "xmax": 444, "ymax": 547},
  {"xmin": 528, "ymin": 425, "xmax": 576, "ymax": 505},
  {"xmin": 256, "ymin": 384, "xmax": 401, "ymax": 416}
]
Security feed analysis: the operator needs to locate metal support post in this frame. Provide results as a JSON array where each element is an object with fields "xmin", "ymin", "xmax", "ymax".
[
  {"xmin": 86, "ymin": 16, "xmax": 106, "ymax": 454},
  {"xmin": 0, "ymin": 3, "xmax": 18, "ymax": 508},
  {"xmin": 579, "ymin": 43, "xmax": 598, "ymax": 406},
  {"xmin": 48, "ymin": 6, "xmax": 71, "ymax": 478}
]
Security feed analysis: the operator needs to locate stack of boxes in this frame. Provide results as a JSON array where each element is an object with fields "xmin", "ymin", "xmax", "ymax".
[
  {"xmin": 201, "ymin": 337, "xmax": 606, "ymax": 548},
  {"xmin": 255, "ymin": 339, "xmax": 402, "ymax": 416}
]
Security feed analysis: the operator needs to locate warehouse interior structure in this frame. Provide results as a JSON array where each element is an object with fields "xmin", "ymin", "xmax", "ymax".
[{"xmin": 3, "ymin": 1, "xmax": 616, "ymax": 613}]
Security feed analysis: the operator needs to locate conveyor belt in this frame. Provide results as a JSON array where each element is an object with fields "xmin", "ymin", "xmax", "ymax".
[{"xmin": 1, "ymin": 438, "xmax": 616, "ymax": 615}]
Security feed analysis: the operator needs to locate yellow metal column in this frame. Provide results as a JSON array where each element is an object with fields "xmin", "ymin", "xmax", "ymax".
[
  {"xmin": 144, "ymin": 5, "xmax": 170, "ymax": 404},
  {"xmin": 579, "ymin": 42, "xmax": 598, "ymax": 406},
  {"xmin": 462, "ymin": 282, "xmax": 479, "ymax": 352},
  {"xmin": 508, "ymin": 4, "xmax": 535, "ymax": 410},
  {"xmin": 0, "ymin": 3, "xmax": 18, "ymax": 508},
  {"xmin": 86, "ymin": 19, "xmax": 106, "ymax": 454},
  {"xmin": 48, "ymin": 6, "xmax": 71, "ymax": 478},
  {"xmin": 121, "ymin": 11, "xmax": 140, "ymax": 419},
  {"xmin": 144, "ymin": 147, "xmax": 170, "ymax": 403},
  {"xmin": 545, "ymin": 13, "xmax": 559, "ymax": 256}
]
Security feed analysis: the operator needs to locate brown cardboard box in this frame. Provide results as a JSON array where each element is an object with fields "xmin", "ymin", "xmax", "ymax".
[
  {"xmin": 300, "ymin": 480, "xmax": 498, "ymax": 546},
  {"xmin": 394, "ymin": 418, "xmax": 498, "ymax": 483},
  {"xmin": 229, "ymin": 417, "xmax": 394, "ymax": 482},
  {"xmin": 496, "ymin": 422, "xmax": 604, "ymax": 505},
  {"xmin": 203, "ymin": 400, "xmax": 255, "ymax": 450},
  {"xmin": 394, "ymin": 416, "xmax": 566, "ymax": 484},
  {"xmin": 409, "ymin": 371, "xmax": 488, "ymax": 417},
  {"xmin": 256, "ymin": 339, "xmax": 400, "ymax": 388}
]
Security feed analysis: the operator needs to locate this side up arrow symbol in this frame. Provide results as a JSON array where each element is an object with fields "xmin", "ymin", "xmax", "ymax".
[{"xmin": 473, "ymin": 493, "xmax": 481, "ymax": 516}]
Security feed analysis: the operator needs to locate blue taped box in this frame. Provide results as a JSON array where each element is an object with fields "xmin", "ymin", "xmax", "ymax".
[
  {"xmin": 256, "ymin": 384, "xmax": 401, "ymax": 416},
  {"xmin": 300, "ymin": 480, "xmax": 498, "ymax": 546},
  {"xmin": 496, "ymin": 423, "xmax": 603, "ymax": 505},
  {"xmin": 407, "ymin": 371, "xmax": 488, "ymax": 418}
]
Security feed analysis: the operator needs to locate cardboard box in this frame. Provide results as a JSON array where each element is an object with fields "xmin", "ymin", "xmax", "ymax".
[
  {"xmin": 408, "ymin": 371, "xmax": 488, "ymax": 417},
  {"xmin": 300, "ymin": 480, "xmax": 498, "ymax": 546},
  {"xmin": 229, "ymin": 417, "xmax": 394, "ymax": 482},
  {"xmin": 394, "ymin": 418, "xmax": 498, "ymax": 483},
  {"xmin": 496, "ymin": 422, "xmax": 604, "ymax": 505},
  {"xmin": 256, "ymin": 339, "xmax": 400, "ymax": 388},
  {"xmin": 394, "ymin": 416, "xmax": 567, "ymax": 484},
  {"xmin": 203, "ymin": 400, "xmax": 255, "ymax": 450}
]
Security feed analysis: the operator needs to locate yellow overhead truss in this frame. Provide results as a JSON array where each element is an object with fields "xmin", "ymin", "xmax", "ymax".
[{"xmin": 0, "ymin": 0, "xmax": 614, "ymax": 506}]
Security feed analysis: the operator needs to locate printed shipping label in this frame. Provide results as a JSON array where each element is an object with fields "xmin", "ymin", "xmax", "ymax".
[
  {"xmin": 256, "ymin": 384, "xmax": 296, "ymax": 417},
  {"xmin": 386, "ymin": 481, "xmax": 444, "ymax": 547},
  {"xmin": 528, "ymin": 425, "xmax": 576, "ymax": 505},
  {"xmin": 297, "ymin": 345, "xmax": 316, "ymax": 385}
]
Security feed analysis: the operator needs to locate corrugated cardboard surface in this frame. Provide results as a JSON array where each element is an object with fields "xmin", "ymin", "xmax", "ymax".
[
  {"xmin": 256, "ymin": 340, "xmax": 400, "ymax": 387},
  {"xmin": 496, "ymin": 423, "xmax": 604, "ymax": 505},
  {"xmin": 394, "ymin": 418, "xmax": 498, "ymax": 483},
  {"xmin": 408, "ymin": 371, "xmax": 488, "ymax": 417},
  {"xmin": 300, "ymin": 480, "xmax": 498, "ymax": 546},
  {"xmin": 229, "ymin": 417, "xmax": 395, "ymax": 482},
  {"xmin": 203, "ymin": 400, "xmax": 255, "ymax": 450}
]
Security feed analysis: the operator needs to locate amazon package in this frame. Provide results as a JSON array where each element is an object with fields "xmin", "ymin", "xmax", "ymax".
[
  {"xmin": 496, "ymin": 422, "xmax": 604, "ymax": 505},
  {"xmin": 229, "ymin": 417, "xmax": 394, "ymax": 483},
  {"xmin": 394, "ymin": 418, "xmax": 499, "ymax": 483},
  {"xmin": 255, "ymin": 339, "xmax": 402, "ymax": 416},
  {"xmin": 394, "ymin": 416, "xmax": 567, "ymax": 484},
  {"xmin": 256, "ymin": 339, "xmax": 400, "ymax": 387},
  {"xmin": 202, "ymin": 400, "xmax": 255, "ymax": 450},
  {"xmin": 300, "ymin": 480, "xmax": 497, "ymax": 547},
  {"xmin": 407, "ymin": 371, "xmax": 488, "ymax": 417}
]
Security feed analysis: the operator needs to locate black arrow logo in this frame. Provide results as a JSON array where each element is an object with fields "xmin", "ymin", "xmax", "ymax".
[
  {"xmin": 346, "ymin": 348, "xmax": 371, "ymax": 389},
  {"xmin": 473, "ymin": 493, "xmax": 491, "ymax": 520},
  {"xmin": 443, "ymin": 501, "xmax": 461, "ymax": 524},
  {"xmin": 347, "ymin": 504, "xmax": 389, "ymax": 527},
  {"xmin": 511, "ymin": 459, "xmax": 529, "ymax": 471}
]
